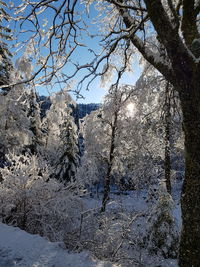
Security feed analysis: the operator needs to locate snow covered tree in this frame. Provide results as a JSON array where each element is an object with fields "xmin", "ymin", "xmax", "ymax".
[
  {"xmin": 100, "ymin": 85, "xmax": 135, "ymax": 211},
  {"xmin": 0, "ymin": 1, "xmax": 13, "ymax": 94},
  {"xmin": 134, "ymin": 66, "xmax": 183, "ymax": 192},
  {"xmin": 26, "ymin": 88, "xmax": 44, "ymax": 155},
  {"xmin": 78, "ymin": 85, "xmax": 136, "ymax": 211},
  {"xmin": 145, "ymin": 180, "xmax": 179, "ymax": 259},
  {"xmin": 0, "ymin": 85, "xmax": 33, "ymax": 158},
  {"xmin": 0, "ymin": 43, "xmax": 12, "ymax": 94},
  {"xmin": 54, "ymin": 112, "xmax": 79, "ymax": 183},
  {"xmin": 76, "ymin": 109, "xmax": 107, "ymax": 194},
  {"xmin": 43, "ymin": 91, "xmax": 79, "ymax": 183}
]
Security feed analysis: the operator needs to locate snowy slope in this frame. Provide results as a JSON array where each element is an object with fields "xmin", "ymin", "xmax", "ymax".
[{"xmin": 0, "ymin": 223, "xmax": 118, "ymax": 267}]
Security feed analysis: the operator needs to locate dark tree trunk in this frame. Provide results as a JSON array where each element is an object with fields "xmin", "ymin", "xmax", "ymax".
[
  {"xmin": 101, "ymin": 111, "xmax": 118, "ymax": 212},
  {"xmin": 179, "ymin": 84, "xmax": 200, "ymax": 267},
  {"xmin": 164, "ymin": 122, "xmax": 171, "ymax": 195},
  {"xmin": 101, "ymin": 165, "xmax": 112, "ymax": 212},
  {"xmin": 164, "ymin": 83, "xmax": 172, "ymax": 194}
]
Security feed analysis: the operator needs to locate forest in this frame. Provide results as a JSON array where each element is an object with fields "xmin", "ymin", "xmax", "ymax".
[{"xmin": 0, "ymin": 1, "xmax": 199, "ymax": 267}]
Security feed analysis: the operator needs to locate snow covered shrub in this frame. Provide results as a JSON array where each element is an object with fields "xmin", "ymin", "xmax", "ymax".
[
  {"xmin": 78, "ymin": 210, "xmax": 123, "ymax": 258},
  {"xmin": 0, "ymin": 153, "xmax": 50, "ymax": 229},
  {"xmin": 0, "ymin": 153, "xmax": 84, "ymax": 243},
  {"xmin": 144, "ymin": 180, "xmax": 179, "ymax": 258},
  {"xmin": 92, "ymin": 212, "xmax": 132, "ymax": 259},
  {"xmin": 75, "ymin": 153, "xmax": 106, "ymax": 196},
  {"xmin": 39, "ymin": 189, "xmax": 84, "ymax": 244},
  {"xmin": 77, "ymin": 207, "xmax": 141, "ymax": 265}
]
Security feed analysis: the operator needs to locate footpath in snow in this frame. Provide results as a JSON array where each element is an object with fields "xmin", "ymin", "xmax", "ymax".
[{"xmin": 0, "ymin": 223, "xmax": 117, "ymax": 267}]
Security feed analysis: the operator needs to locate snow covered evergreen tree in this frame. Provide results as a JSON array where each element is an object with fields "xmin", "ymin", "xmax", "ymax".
[
  {"xmin": 26, "ymin": 88, "xmax": 43, "ymax": 155},
  {"xmin": 43, "ymin": 91, "xmax": 79, "ymax": 183},
  {"xmin": 0, "ymin": 85, "xmax": 33, "ymax": 159},
  {"xmin": 145, "ymin": 180, "xmax": 179, "ymax": 259},
  {"xmin": 55, "ymin": 110, "xmax": 79, "ymax": 183},
  {"xmin": 0, "ymin": 1, "xmax": 13, "ymax": 94}
]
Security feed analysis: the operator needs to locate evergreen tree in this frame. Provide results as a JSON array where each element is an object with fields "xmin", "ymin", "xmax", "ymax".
[
  {"xmin": 0, "ymin": 1, "xmax": 13, "ymax": 94},
  {"xmin": 26, "ymin": 88, "xmax": 43, "ymax": 155},
  {"xmin": 43, "ymin": 91, "xmax": 79, "ymax": 183},
  {"xmin": 55, "ymin": 110, "xmax": 79, "ymax": 183},
  {"xmin": 0, "ymin": 85, "xmax": 33, "ymax": 158},
  {"xmin": 145, "ymin": 180, "xmax": 179, "ymax": 259}
]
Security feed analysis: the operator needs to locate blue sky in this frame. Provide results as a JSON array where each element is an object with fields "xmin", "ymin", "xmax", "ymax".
[{"xmin": 73, "ymin": 70, "xmax": 141, "ymax": 104}]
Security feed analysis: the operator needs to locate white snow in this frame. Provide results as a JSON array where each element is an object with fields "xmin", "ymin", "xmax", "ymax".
[
  {"xmin": 0, "ymin": 183, "xmax": 182, "ymax": 267},
  {"xmin": 0, "ymin": 223, "xmax": 118, "ymax": 267}
]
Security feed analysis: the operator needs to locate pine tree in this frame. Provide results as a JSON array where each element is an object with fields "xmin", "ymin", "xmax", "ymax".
[
  {"xmin": 145, "ymin": 180, "xmax": 179, "ymax": 259},
  {"xmin": 0, "ymin": 1, "xmax": 13, "ymax": 94},
  {"xmin": 43, "ymin": 91, "xmax": 79, "ymax": 183},
  {"xmin": 55, "ymin": 111, "xmax": 79, "ymax": 183},
  {"xmin": 0, "ymin": 85, "xmax": 33, "ymax": 158},
  {"xmin": 26, "ymin": 88, "xmax": 43, "ymax": 155}
]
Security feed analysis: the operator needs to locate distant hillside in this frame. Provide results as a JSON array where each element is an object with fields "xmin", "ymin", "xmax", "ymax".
[
  {"xmin": 38, "ymin": 96, "xmax": 100, "ymax": 119},
  {"xmin": 77, "ymin": 103, "xmax": 101, "ymax": 119},
  {"xmin": 38, "ymin": 95, "xmax": 51, "ymax": 118}
]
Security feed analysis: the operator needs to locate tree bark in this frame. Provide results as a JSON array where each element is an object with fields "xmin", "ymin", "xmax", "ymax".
[
  {"xmin": 179, "ymin": 85, "xmax": 200, "ymax": 266},
  {"xmin": 164, "ymin": 117, "xmax": 171, "ymax": 193},
  {"xmin": 101, "ymin": 165, "xmax": 112, "ymax": 212},
  {"xmin": 164, "ymin": 83, "xmax": 172, "ymax": 194}
]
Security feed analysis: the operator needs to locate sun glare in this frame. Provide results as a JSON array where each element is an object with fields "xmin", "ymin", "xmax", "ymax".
[{"xmin": 126, "ymin": 102, "xmax": 136, "ymax": 117}]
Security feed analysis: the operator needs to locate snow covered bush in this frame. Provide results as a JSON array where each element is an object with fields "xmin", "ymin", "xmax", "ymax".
[
  {"xmin": 0, "ymin": 153, "xmax": 84, "ymax": 243},
  {"xmin": 76, "ymin": 205, "xmax": 147, "ymax": 266},
  {"xmin": 144, "ymin": 180, "xmax": 179, "ymax": 258},
  {"xmin": 77, "ymin": 209, "xmax": 126, "ymax": 258},
  {"xmin": 75, "ymin": 152, "xmax": 106, "ymax": 196}
]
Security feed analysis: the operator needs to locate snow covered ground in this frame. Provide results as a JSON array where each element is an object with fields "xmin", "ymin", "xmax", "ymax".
[
  {"xmin": 80, "ymin": 187, "xmax": 180, "ymax": 267},
  {"xmin": 0, "ymin": 183, "xmax": 181, "ymax": 267},
  {"xmin": 0, "ymin": 223, "xmax": 118, "ymax": 267}
]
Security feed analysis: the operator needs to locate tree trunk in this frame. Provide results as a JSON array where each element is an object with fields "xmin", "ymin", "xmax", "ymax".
[
  {"xmin": 179, "ymin": 86, "xmax": 200, "ymax": 267},
  {"xmin": 101, "ymin": 111, "xmax": 118, "ymax": 212},
  {"xmin": 101, "ymin": 129, "xmax": 116, "ymax": 212},
  {"xmin": 164, "ymin": 122, "xmax": 171, "ymax": 194},
  {"xmin": 164, "ymin": 83, "xmax": 172, "ymax": 194},
  {"xmin": 101, "ymin": 165, "xmax": 112, "ymax": 212}
]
